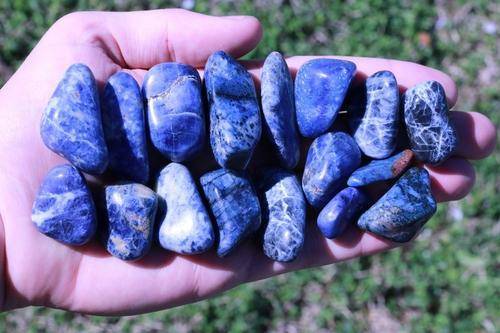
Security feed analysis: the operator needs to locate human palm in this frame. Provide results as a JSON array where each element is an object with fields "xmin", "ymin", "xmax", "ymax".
[{"xmin": 0, "ymin": 9, "xmax": 495, "ymax": 315}]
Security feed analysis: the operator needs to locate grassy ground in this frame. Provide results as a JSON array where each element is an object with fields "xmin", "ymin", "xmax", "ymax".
[{"xmin": 0, "ymin": 1, "xmax": 498, "ymax": 332}]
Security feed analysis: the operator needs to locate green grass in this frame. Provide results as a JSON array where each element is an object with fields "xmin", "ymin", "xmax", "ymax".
[{"xmin": 0, "ymin": 1, "xmax": 498, "ymax": 332}]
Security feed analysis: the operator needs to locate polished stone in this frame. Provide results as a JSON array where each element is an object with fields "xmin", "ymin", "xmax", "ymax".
[
  {"xmin": 261, "ymin": 52, "xmax": 300, "ymax": 169},
  {"xmin": 350, "ymin": 71, "xmax": 400, "ymax": 159},
  {"xmin": 357, "ymin": 167, "xmax": 437, "ymax": 242},
  {"xmin": 205, "ymin": 51, "xmax": 261, "ymax": 170},
  {"xmin": 302, "ymin": 132, "xmax": 361, "ymax": 209},
  {"xmin": 348, "ymin": 149, "xmax": 414, "ymax": 187},
  {"xmin": 32, "ymin": 164, "xmax": 97, "ymax": 245},
  {"xmin": 156, "ymin": 163, "xmax": 214, "ymax": 254},
  {"xmin": 317, "ymin": 187, "xmax": 368, "ymax": 239},
  {"xmin": 41, "ymin": 64, "xmax": 108, "ymax": 174},
  {"xmin": 105, "ymin": 183, "xmax": 157, "ymax": 260},
  {"xmin": 143, "ymin": 62, "xmax": 205, "ymax": 162},
  {"xmin": 404, "ymin": 80, "xmax": 458, "ymax": 165},
  {"xmin": 295, "ymin": 59, "xmax": 356, "ymax": 138},
  {"xmin": 102, "ymin": 71, "xmax": 149, "ymax": 183},
  {"xmin": 200, "ymin": 169, "xmax": 261, "ymax": 257},
  {"xmin": 257, "ymin": 168, "xmax": 306, "ymax": 262}
]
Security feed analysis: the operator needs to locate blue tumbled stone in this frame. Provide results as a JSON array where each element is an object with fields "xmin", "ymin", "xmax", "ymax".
[
  {"xmin": 41, "ymin": 64, "xmax": 108, "ymax": 174},
  {"xmin": 156, "ymin": 163, "xmax": 214, "ymax": 254},
  {"xmin": 200, "ymin": 169, "xmax": 261, "ymax": 257},
  {"xmin": 143, "ymin": 63, "xmax": 205, "ymax": 162},
  {"xmin": 32, "ymin": 164, "xmax": 97, "ymax": 245},
  {"xmin": 102, "ymin": 71, "xmax": 149, "ymax": 183},
  {"xmin": 295, "ymin": 59, "xmax": 356, "ymax": 138},
  {"xmin": 349, "ymin": 71, "xmax": 400, "ymax": 159},
  {"xmin": 348, "ymin": 149, "xmax": 414, "ymax": 187},
  {"xmin": 302, "ymin": 132, "xmax": 361, "ymax": 209},
  {"xmin": 257, "ymin": 168, "xmax": 306, "ymax": 262},
  {"xmin": 317, "ymin": 187, "xmax": 368, "ymax": 239},
  {"xmin": 261, "ymin": 52, "xmax": 300, "ymax": 169},
  {"xmin": 357, "ymin": 167, "xmax": 437, "ymax": 242},
  {"xmin": 105, "ymin": 183, "xmax": 158, "ymax": 260},
  {"xmin": 205, "ymin": 51, "xmax": 261, "ymax": 170},
  {"xmin": 404, "ymin": 81, "xmax": 458, "ymax": 165}
]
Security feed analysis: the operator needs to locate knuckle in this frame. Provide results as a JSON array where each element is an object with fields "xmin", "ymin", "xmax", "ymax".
[{"xmin": 47, "ymin": 12, "xmax": 103, "ymax": 46}]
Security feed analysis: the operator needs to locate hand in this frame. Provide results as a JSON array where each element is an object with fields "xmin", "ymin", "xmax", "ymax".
[{"xmin": 0, "ymin": 9, "xmax": 495, "ymax": 315}]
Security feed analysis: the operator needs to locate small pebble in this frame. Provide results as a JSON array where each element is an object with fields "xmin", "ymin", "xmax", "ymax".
[
  {"xmin": 357, "ymin": 167, "xmax": 437, "ymax": 242},
  {"xmin": 257, "ymin": 168, "xmax": 306, "ymax": 262},
  {"xmin": 200, "ymin": 169, "xmax": 261, "ymax": 257},
  {"xmin": 105, "ymin": 183, "xmax": 158, "ymax": 260},
  {"xmin": 32, "ymin": 164, "xmax": 97, "ymax": 245},
  {"xmin": 156, "ymin": 163, "xmax": 214, "ymax": 254},
  {"xmin": 302, "ymin": 132, "xmax": 361, "ymax": 209},
  {"xmin": 41, "ymin": 64, "xmax": 108, "ymax": 174}
]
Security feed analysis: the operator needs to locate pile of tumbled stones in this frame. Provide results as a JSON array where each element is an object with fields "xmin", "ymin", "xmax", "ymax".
[{"xmin": 31, "ymin": 50, "xmax": 457, "ymax": 262}]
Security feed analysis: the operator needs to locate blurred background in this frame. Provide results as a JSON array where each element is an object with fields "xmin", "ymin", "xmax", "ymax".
[{"xmin": 0, "ymin": 0, "xmax": 498, "ymax": 332}]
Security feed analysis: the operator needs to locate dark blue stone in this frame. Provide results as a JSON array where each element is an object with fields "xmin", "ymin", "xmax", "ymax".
[
  {"xmin": 143, "ymin": 63, "xmax": 205, "ymax": 162},
  {"xmin": 105, "ymin": 183, "xmax": 158, "ymax": 260},
  {"xmin": 295, "ymin": 59, "xmax": 356, "ymax": 138},
  {"xmin": 41, "ymin": 64, "xmax": 108, "ymax": 174},
  {"xmin": 261, "ymin": 52, "xmax": 300, "ymax": 169},
  {"xmin": 357, "ymin": 167, "xmax": 437, "ymax": 242},
  {"xmin": 317, "ymin": 187, "xmax": 368, "ymax": 239},
  {"xmin": 348, "ymin": 149, "xmax": 414, "ymax": 187},
  {"xmin": 257, "ymin": 168, "xmax": 306, "ymax": 262},
  {"xmin": 404, "ymin": 81, "xmax": 458, "ymax": 165},
  {"xmin": 102, "ymin": 71, "xmax": 149, "ymax": 183},
  {"xmin": 156, "ymin": 163, "xmax": 214, "ymax": 254},
  {"xmin": 349, "ymin": 71, "xmax": 400, "ymax": 159},
  {"xmin": 32, "ymin": 164, "xmax": 97, "ymax": 245},
  {"xmin": 200, "ymin": 169, "xmax": 261, "ymax": 257},
  {"xmin": 205, "ymin": 51, "xmax": 261, "ymax": 170},
  {"xmin": 302, "ymin": 132, "xmax": 361, "ymax": 209}
]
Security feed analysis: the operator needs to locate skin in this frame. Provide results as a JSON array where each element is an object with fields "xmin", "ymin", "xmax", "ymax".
[{"xmin": 0, "ymin": 9, "xmax": 496, "ymax": 315}]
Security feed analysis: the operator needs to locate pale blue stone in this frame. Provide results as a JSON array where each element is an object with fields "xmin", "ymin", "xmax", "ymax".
[
  {"xmin": 295, "ymin": 59, "xmax": 356, "ymax": 138},
  {"xmin": 404, "ymin": 81, "xmax": 458, "ymax": 165},
  {"xmin": 257, "ymin": 168, "xmax": 306, "ymax": 262},
  {"xmin": 143, "ymin": 63, "xmax": 205, "ymax": 162},
  {"xmin": 105, "ymin": 183, "xmax": 158, "ymax": 260},
  {"xmin": 32, "ymin": 164, "xmax": 97, "ymax": 245},
  {"xmin": 41, "ymin": 64, "xmax": 108, "ymax": 174},
  {"xmin": 261, "ymin": 52, "xmax": 300, "ymax": 169},
  {"xmin": 349, "ymin": 71, "xmax": 400, "ymax": 159},
  {"xmin": 205, "ymin": 51, "xmax": 261, "ymax": 170},
  {"xmin": 200, "ymin": 169, "xmax": 261, "ymax": 257},
  {"xmin": 357, "ymin": 167, "xmax": 437, "ymax": 242},
  {"xmin": 302, "ymin": 132, "xmax": 361, "ymax": 209},
  {"xmin": 156, "ymin": 163, "xmax": 214, "ymax": 254},
  {"xmin": 102, "ymin": 71, "xmax": 149, "ymax": 183}
]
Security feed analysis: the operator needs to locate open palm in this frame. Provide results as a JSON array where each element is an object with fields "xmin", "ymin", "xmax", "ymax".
[{"xmin": 0, "ymin": 9, "xmax": 495, "ymax": 315}]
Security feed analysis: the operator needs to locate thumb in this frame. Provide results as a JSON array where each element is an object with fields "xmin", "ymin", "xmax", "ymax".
[{"xmin": 103, "ymin": 9, "xmax": 262, "ymax": 69}]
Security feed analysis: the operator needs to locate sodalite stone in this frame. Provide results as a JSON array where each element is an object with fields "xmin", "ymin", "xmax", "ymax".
[
  {"xmin": 357, "ymin": 167, "xmax": 437, "ymax": 243},
  {"xmin": 41, "ymin": 64, "xmax": 108, "ymax": 174},
  {"xmin": 200, "ymin": 169, "xmax": 261, "ymax": 257},
  {"xmin": 350, "ymin": 71, "xmax": 400, "ymax": 159},
  {"xmin": 257, "ymin": 168, "xmax": 306, "ymax": 262},
  {"xmin": 102, "ymin": 71, "xmax": 149, "ymax": 183},
  {"xmin": 143, "ymin": 63, "xmax": 205, "ymax": 162},
  {"xmin": 205, "ymin": 51, "xmax": 261, "ymax": 170},
  {"xmin": 348, "ymin": 149, "xmax": 414, "ymax": 187},
  {"xmin": 105, "ymin": 184, "xmax": 158, "ymax": 260},
  {"xmin": 295, "ymin": 59, "xmax": 356, "ymax": 138},
  {"xmin": 156, "ymin": 163, "xmax": 214, "ymax": 254},
  {"xmin": 32, "ymin": 164, "xmax": 97, "ymax": 245},
  {"xmin": 302, "ymin": 132, "xmax": 361, "ymax": 209},
  {"xmin": 260, "ymin": 52, "xmax": 300, "ymax": 169},
  {"xmin": 317, "ymin": 187, "xmax": 368, "ymax": 239},
  {"xmin": 404, "ymin": 81, "xmax": 458, "ymax": 165}
]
